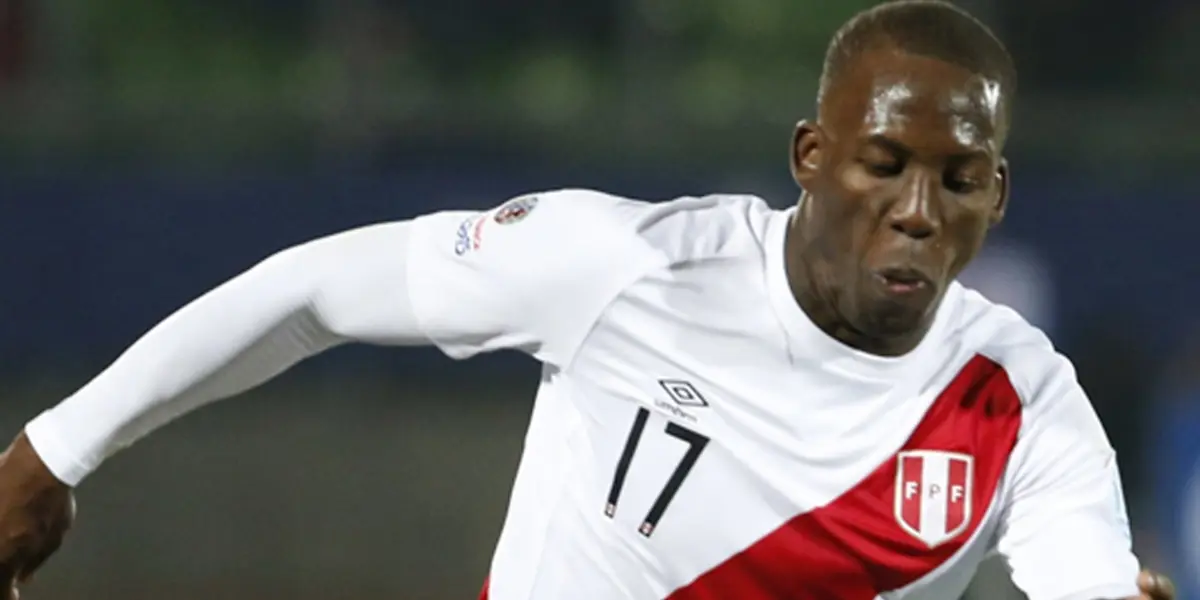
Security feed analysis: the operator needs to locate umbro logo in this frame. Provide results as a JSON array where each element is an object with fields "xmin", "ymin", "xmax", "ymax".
[{"xmin": 658, "ymin": 379, "xmax": 708, "ymax": 408}]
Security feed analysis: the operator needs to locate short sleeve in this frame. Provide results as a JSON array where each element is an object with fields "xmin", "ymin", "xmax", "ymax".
[
  {"xmin": 995, "ymin": 357, "xmax": 1140, "ymax": 600},
  {"xmin": 405, "ymin": 189, "xmax": 662, "ymax": 366}
]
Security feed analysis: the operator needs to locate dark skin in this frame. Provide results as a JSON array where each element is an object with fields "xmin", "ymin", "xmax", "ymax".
[
  {"xmin": 0, "ymin": 46, "xmax": 1175, "ymax": 600},
  {"xmin": 787, "ymin": 47, "xmax": 1007, "ymax": 356}
]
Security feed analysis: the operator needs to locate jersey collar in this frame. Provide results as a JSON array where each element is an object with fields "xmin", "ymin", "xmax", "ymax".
[{"xmin": 763, "ymin": 206, "xmax": 958, "ymax": 381}]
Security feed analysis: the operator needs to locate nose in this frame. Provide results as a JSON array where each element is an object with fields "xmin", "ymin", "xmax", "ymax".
[{"xmin": 888, "ymin": 173, "xmax": 940, "ymax": 241}]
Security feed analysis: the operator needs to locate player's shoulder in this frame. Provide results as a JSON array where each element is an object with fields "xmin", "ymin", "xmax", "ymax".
[
  {"xmin": 945, "ymin": 284, "xmax": 1086, "ymax": 419},
  {"xmin": 506, "ymin": 187, "xmax": 777, "ymax": 264}
]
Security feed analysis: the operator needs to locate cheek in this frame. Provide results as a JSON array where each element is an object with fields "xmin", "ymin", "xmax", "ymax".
[
  {"xmin": 829, "ymin": 167, "xmax": 884, "ymax": 224},
  {"xmin": 811, "ymin": 166, "xmax": 888, "ymax": 261},
  {"xmin": 841, "ymin": 167, "xmax": 879, "ymax": 196},
  {"xmin": 825, "ymin": 194, "xmax": 876, "ymax": 258},
  {"xmin": 945, "ymin": 212, "xmax": 991, "ymax": 273}
]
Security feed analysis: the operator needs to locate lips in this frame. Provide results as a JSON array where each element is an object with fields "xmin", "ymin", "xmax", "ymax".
[{"xmin": 876, "ymin": 267, "xmax": 934, "ymax": 294}]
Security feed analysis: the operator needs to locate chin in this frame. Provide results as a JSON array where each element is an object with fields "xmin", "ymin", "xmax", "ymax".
[{"xmin": 858, "ymin": 301, "xmax": 932, "ymax": 340}]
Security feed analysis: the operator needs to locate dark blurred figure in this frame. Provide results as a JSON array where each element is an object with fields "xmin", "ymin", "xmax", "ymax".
[
  {"xmin": 1151, "ymin": 328, "xmax": 1200, "ymax": 600},
  {"xmin": 1069, "ymin": 321, "xmax": 1154, "ymax": 497}
]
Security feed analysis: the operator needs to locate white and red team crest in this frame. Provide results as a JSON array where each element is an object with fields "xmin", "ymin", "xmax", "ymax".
[{"xmin": 894, "ymin": 450, "xmax": 974, "ymax": 548}]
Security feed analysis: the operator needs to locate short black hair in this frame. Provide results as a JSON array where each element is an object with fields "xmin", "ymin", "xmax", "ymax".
[{"xmin": 818, "ymin": 0, "xmax": 1017, "ymax": 132}]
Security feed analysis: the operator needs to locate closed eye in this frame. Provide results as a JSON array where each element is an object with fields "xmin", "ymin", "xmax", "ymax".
[
  {"xmin": 943, "ymin": 176, "xmax": 980, "ymax": 194},
  {"xmin": 863, "ymin": 160, "xmax": 903, "ymax": 178}
]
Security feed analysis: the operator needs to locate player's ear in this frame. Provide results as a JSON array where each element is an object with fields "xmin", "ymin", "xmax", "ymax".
[
  {"xmin": 989, "ymin": 158, "xmax": 1010, "ymax": 227},
  {"xmin": 790, "ymin": 120, "xmax": 824, "ymax": 188}
]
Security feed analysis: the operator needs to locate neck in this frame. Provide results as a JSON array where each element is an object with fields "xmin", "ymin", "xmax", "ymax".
[{"xmin": 783, "ymin": 196, "xmax": 928, "ymax": 357}]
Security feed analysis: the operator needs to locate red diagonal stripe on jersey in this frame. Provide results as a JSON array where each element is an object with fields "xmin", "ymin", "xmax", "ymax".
[
  {"xmin": 478, "ymin": 576, "xmax": 489, "ymax": 600},
  {"xmin": 665, "ymin": 354, "xmax": 1023, "ymax": 600}
]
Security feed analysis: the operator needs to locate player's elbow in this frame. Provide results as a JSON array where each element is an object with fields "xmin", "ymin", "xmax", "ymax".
[{"xmin": 270, "ymin": 224, "xmax": 424, "ymax": 346}]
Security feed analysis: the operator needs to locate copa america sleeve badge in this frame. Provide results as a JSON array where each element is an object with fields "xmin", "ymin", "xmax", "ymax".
[{"xmin": 494, "ymin": 195, "xmax": 539, "ymax": 225}]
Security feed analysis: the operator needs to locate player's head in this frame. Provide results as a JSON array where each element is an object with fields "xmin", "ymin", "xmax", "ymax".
[{"xmin": 789, "ymin": 0, "xmax": 1015, "ymax": 350}]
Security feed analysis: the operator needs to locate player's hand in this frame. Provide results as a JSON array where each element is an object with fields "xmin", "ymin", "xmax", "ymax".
[
  {"xmin": 1137, "ymin": 569, "xmax": 1176, "ymax": 600},
  {"xmin": 0, "ymin": 431, "xmax": 75, "ymax": 599}
]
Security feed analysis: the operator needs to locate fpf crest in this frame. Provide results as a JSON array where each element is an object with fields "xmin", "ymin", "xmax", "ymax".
[{"xmin": 894, "ymin": 450, "xmax": 974, "ymax": 548}]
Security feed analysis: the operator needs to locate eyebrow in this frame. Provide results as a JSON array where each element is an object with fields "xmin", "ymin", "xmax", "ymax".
[
  {"xmin": 866, "ymin": 134, "xmax": 913, "ymax": 158},
  {"xmin": 865, "ymin": 134, "xmax": 991, "ymax": 163}
]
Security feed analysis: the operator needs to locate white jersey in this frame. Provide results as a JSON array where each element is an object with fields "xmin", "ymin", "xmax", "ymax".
[
  {"xmin": 26, "ymin": 189, "xmax": 1139, "ymax": 600},
  {"xmin": 405, "ymin": 191, "xmax": 1139, "ymax": 600}
]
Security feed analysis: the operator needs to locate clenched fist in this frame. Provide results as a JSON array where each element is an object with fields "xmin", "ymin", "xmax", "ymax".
[{"xmin": 0, "ymin": 432, "xmax": 74, "ymax": 600}]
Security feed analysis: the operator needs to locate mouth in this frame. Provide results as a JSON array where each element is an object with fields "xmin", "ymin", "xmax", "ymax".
[{"xmin": 875, "ymin": 267, "xmax": 934, "ymax": 295}]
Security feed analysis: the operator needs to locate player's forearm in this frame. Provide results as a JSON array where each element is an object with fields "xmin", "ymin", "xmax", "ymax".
[{"xmin": 24, "ymin": 221, "xmax": 427, "ymax": 486}]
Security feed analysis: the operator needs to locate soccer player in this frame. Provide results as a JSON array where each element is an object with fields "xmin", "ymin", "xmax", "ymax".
[{"xmin": 0, "ymin": 1, "xmax": 1178, "ymax": 599}]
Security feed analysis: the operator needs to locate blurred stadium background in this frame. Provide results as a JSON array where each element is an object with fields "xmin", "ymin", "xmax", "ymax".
[{"xmin": 0, "ymin": 0, "xmax": 1196, "ymax": 598}]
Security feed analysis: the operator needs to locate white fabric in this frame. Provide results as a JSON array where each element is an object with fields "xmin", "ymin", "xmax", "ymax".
[
  {"xmin": 405, "ymin": 189, "xmax": 667, "ymax": 365},
  {"xmin": 990, "ymin": 351, "xmax": 1141, "ymax": 600},
  {"xmin": 24, "ymin": 189, "xmax": 1140, "ymax": 600},
  {"xmin": 26, "ymin": 220, "xmax": 428, "ymax": 485}
]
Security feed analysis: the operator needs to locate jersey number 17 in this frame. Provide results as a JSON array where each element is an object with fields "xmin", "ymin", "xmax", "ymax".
[{"xmin": 604, "ymin": 407, "xmax": 710, "ymax": 537}]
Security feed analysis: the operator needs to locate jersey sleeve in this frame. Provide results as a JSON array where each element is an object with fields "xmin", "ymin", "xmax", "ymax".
[
  {"xmin": 405, "ymin": 189, "xmax": 663, "ymax": 367},
  {"xmin": 994, "ymin": 349, "xmax": 1140, "ymax": 600},
  {"xmin": 24, "ymin": 189, "xmax": 664, "ymax": 486}
]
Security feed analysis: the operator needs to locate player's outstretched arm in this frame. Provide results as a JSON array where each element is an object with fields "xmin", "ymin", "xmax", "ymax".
[
  {"xmin": 25, "ymin": 220, "xmax": 434, "ymax": 483},
  {"xmin": 0, "ymin": 219, "xmax": 433, "ymax": 597},
  {"xmin": 0, "ymin": 189, "xmax": 656, "ymax": 596}
]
